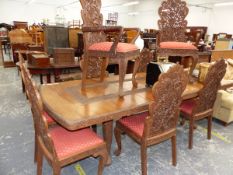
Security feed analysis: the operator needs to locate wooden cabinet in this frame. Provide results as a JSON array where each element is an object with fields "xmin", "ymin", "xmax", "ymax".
[{"xmin": 43, "ymin": 26, "xmax": 69, "ymax": 55}]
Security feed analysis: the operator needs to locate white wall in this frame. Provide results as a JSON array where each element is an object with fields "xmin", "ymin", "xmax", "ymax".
[
  {"xmin": 208, "ymin": 5, "xmax": 233, "ymax": 37},
  {"xmin": 0, "ymin": 0, "xmax": 55, "ymax": 25}
]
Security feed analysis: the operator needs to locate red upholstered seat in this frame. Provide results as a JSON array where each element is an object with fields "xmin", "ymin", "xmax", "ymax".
[
  {"xmin": 43, "ymin": 111, "xmax": 55, "ymax": 124},
  {"xmin": 160, "ymin": 41, "xmax": 197, "ymax": 50},
  {"xmin": 49, "ymin": 127, "xmax": 104, "ymax": 160},
  {"xmin": 118, "ymin": 112, "xmax": 148, "ymax": 137},
  {"xmin": 180, "ymin": 99, "xmax": 196, "ymax": 115},
  {"xmin": 88, "ymin": 42, "xmax": 138, "ymax": 53}
]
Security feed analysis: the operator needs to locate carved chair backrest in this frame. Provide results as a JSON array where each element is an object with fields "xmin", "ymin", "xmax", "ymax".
[
  {"xmin": 148, "ymin": 64, "xmax": 188, "ymax": 136},
  {"xmin": 193, "ymin": 59, "xmax": 227, "ymax": 114},
  {"xmin": 158, "ymin": 0, "xmax": 189, "ymax": 43},
  {"xmin": 23, "ymin": 67, "xmax": 58, "ymax": 159},
  {"xmin": 80, "ymin": 0, "xmax": 106, "ymax": 53}
]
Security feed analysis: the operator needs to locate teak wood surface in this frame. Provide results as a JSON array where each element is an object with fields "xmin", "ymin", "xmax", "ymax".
[{"xmin": 39, "ymin": 73, "xmax": 203, "ymax": 163}]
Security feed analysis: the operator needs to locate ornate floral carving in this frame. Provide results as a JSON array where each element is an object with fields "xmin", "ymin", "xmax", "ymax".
[
  {"xmin": 193, "ymin": 59, "xmax": 227, "ymax": 114},
  {"xmin": 158, "ymin": 0, "xmax": 188, "ymax": 42},
  {"xmin": 149, "ymin": 64, "xmax": 188, "ymax": 136},
  {"xmin": 137, "ymin": 48, "xmax": 153, "ymax": 72},
  {"xmin": 80, "ymin": 0, "xmax": 106, "ymax": 78}
]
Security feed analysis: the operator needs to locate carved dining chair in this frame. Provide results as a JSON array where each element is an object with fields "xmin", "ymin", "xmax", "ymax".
[
  {"xmin": 180, "ymin": 59, "xmax": 227, "ymax": 149},
  {"xmin": 156, "ymin": 0, "xmax": 199, "ymax": 81},
  {"xmin": 20, "ymin": 62, "xmax": 56, "ymax": 163},
  {"xmin": 80, "ymin": 0, "xmax": 140, "ymax": 97},
  {"xmin": 114, "ymin": 64, "xmax": 188, "ymax": 175},
  {"xmin": 27, "ymin": 75, "xmax": 108, "ymax": 175}
]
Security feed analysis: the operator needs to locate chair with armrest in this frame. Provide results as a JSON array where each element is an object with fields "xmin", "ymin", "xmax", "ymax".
[
  {"xmin": 80, "ymin": 0, "xmax": 141, "ymax": 97},
  {"xmin": 27, "ymin": 75, "xmax": 108, "ymax": 175},
  {"xmin": 156, "ymin": 0, "xmax": 199, "ymax": 81},
  {"xmin": 180, "ymin": 59, "xmax": 227, "ymax": 149},
  {"xmin": 114, "ymin": 64, "xmax": 188, "ymax": 175}
]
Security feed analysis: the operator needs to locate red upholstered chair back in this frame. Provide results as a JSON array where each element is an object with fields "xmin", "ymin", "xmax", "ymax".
[
  {"xmin": 148, "ymin": 64, "xmax": 188, "ymax": 136},
  {"xmin": 157, "ymin": 0, "xmax": 189, "ymax": 44},
  {"xmin": 193, "ymin": 59, "xmax": 227, "ymax": 114}
]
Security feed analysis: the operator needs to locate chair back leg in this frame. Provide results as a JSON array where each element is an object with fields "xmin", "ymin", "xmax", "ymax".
[
  {"xmin": 140, "ymin": 145, "xmax": 147, "ymax": 175},
  {"xmin": 171, "ymin": 135, "xmax": 177, "ymax": 166}
]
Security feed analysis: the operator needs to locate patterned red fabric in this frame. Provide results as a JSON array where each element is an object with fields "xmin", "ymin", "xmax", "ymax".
[
  {"xmin": 160, "ymin": 41, "xmax": 197, "ymax": 50},
  {"xmin": 43, "ymin": 111, "xmax": 55, "ymax": 124},
  {"xmin": 49, "ymin": 127, "xmax": 104, "ymax": 160},
  {"xmin": 88, "ymin": 42, "xmax": 138, "ymax": 53},
  {"xmin": 180, "ymin": 99, "xmax": 196, "ymax": 116},
  {"xmin": 119, "ymin": 112, "xmax": 148, "ymax": 137}
]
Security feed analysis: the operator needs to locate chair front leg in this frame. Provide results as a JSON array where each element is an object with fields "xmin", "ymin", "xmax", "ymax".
[
  {"xmin": 189, "ymin": 118, "xmax": 194, "ymax": 149},
  {"xmin": 97, "ymin": 148, "xmax": 108, "ymax": 175},
  {"xmin": 141, "ymin": 144, "xmax": 147, "ymax": 175},
  {"xmin": 171, "ymin": 135, "xmax": 177, "ymax": 166},
  {"xmin": 114, "ymin": 123, "xmax": 123, "ymax": 156},
  {"xmin": 36, "ymin": 146, "xmax": 43, "ymax": 175},
  {"xmin": 81, "ymin": 57, "xmax": 88, "ymax": 91},
  {"xmin": 132, "ymin": 56, "xmax": 140, "ymax": 88},
  {"xmin": 118, "ymin": 58, "xmax": 128, "ymax": 97},
  {"xmin": 208, "ymin": 115, "xmax": 212, "ymax": 140}
]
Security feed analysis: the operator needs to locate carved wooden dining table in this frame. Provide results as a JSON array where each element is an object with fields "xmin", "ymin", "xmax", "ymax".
[{"xmin": 39, "ymin": 73, "xmax": 203, "ymax": 164}]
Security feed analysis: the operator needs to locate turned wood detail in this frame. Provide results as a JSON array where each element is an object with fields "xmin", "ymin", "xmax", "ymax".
[
  {"xmin": 193, "ymin": 59, "xmax": 227, "ymax": 114},
  {"xmin": 158, "ymin": 0, "xmax": 188, "ymax": 43},
  {"xmin": 149, "ymin": 64, "xmax": 189, "ymax": 136}
]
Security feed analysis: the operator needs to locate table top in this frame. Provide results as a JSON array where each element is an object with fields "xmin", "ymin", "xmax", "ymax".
[{"xmin": 40, "ymin": 73, "xmax": 203, "ymax": 130}]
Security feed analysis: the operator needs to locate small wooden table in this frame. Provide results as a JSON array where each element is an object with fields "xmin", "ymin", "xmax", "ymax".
[{"xmin": 39, "ymin": 73, "xmax": 203, "ymax": 164}]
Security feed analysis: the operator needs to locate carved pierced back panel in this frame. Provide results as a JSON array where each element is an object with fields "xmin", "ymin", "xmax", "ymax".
[
  {"xmin": 137, "ymin": 48, "xmax": 153, "ymax": 72},
  {"xmin": 158, "ymin": 0, "xmax": 188, "ymax": 42},
  {"xmin": 193, "ymin": 59, "xmax": 226, "ymax": 114},
  {"xmin": 80, "ymin": 0, "xmax": 106, "ymax": 52},
  {"xmin": 23, "ymin": 68, "xmax": 56, "ymax": 157},
  {"xmin": 149, "ymin": 64, "xmax": 188, "ymax": 136}
]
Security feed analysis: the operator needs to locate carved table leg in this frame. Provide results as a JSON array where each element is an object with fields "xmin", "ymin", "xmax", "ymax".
[
  {"xmin": 118, "ymin": 58, "xmax": 128, "ymax": 97},
  {"xmin": 103, "ymin": 120, "xmax": 113, "ymax": 165},
  {"xmin": 132, "ymin": 57, "xmax": 140, "ymax": 88}
]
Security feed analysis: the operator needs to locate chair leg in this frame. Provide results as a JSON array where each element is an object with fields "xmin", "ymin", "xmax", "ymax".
[
  {"xmin": 189, "ymin": 118, "xmax": 194, "ymax": 149},
  {"xmin": 171, "ymin": 135, "xmax": 177, "ymax": 166},
  {"xmin": 114, "ymin": 124, "xmax": 122, "ymax": 156},
  {"xmin": 132, "ymin": 57, "xmax": 140, "ymax": 88},
  {"xmin": 34, "ymin": 134, "xmax": 38, "ymax": 163},
  {"xmin": 37, "ymin": 147, "xmax": 43, "ymax": 175},
  {"xmin": 97, "ymin": 149, "xmax": 108, "ymax": 175},
  {"xmin": 208, "ymin": 115, "xmax": 212, "ymax": 140},
  {"xmin": 180, "ymin": 117, "xmax": 185, "ymax": 126},
  {"xmin": 53, "ymin": 164, "xmax": 61, "ymax": 175},
  {"xmin": 141, "ymin": 145, "xmax": 147, "ymax": 175},
  {"xmin": 118, "ymin": 58, "xmax": 128, "ymax": 97},
  {"xmin": 81, "ymin": 57, "xmax": 88, "ymax": 90}
]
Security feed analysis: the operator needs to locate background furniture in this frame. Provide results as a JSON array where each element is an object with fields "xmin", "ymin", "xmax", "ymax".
[
  {"xmin": 213, "ymin": 90, "xmax": 233, "ymax": 125},
  {"xmin": 43, "ymin": 26, "xmax": 69, "ymax": 55},
  {"xmin": 156, "ymin": 0, "xmax": 199, "ymax": 80},
  {"xmin": 211, "ymin": 50, "xmax": 233, "ymax": 61},
  {"xmin": 13, "ymin": 21, "xmax": 28, "ymax": 30},
  {"xmin": 180, "ymin": 59, "xmax": 227, "ymax": 149},
  {"xmin": 114, "ymin": 65, "xmax": 188, "ymax": 175}
]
